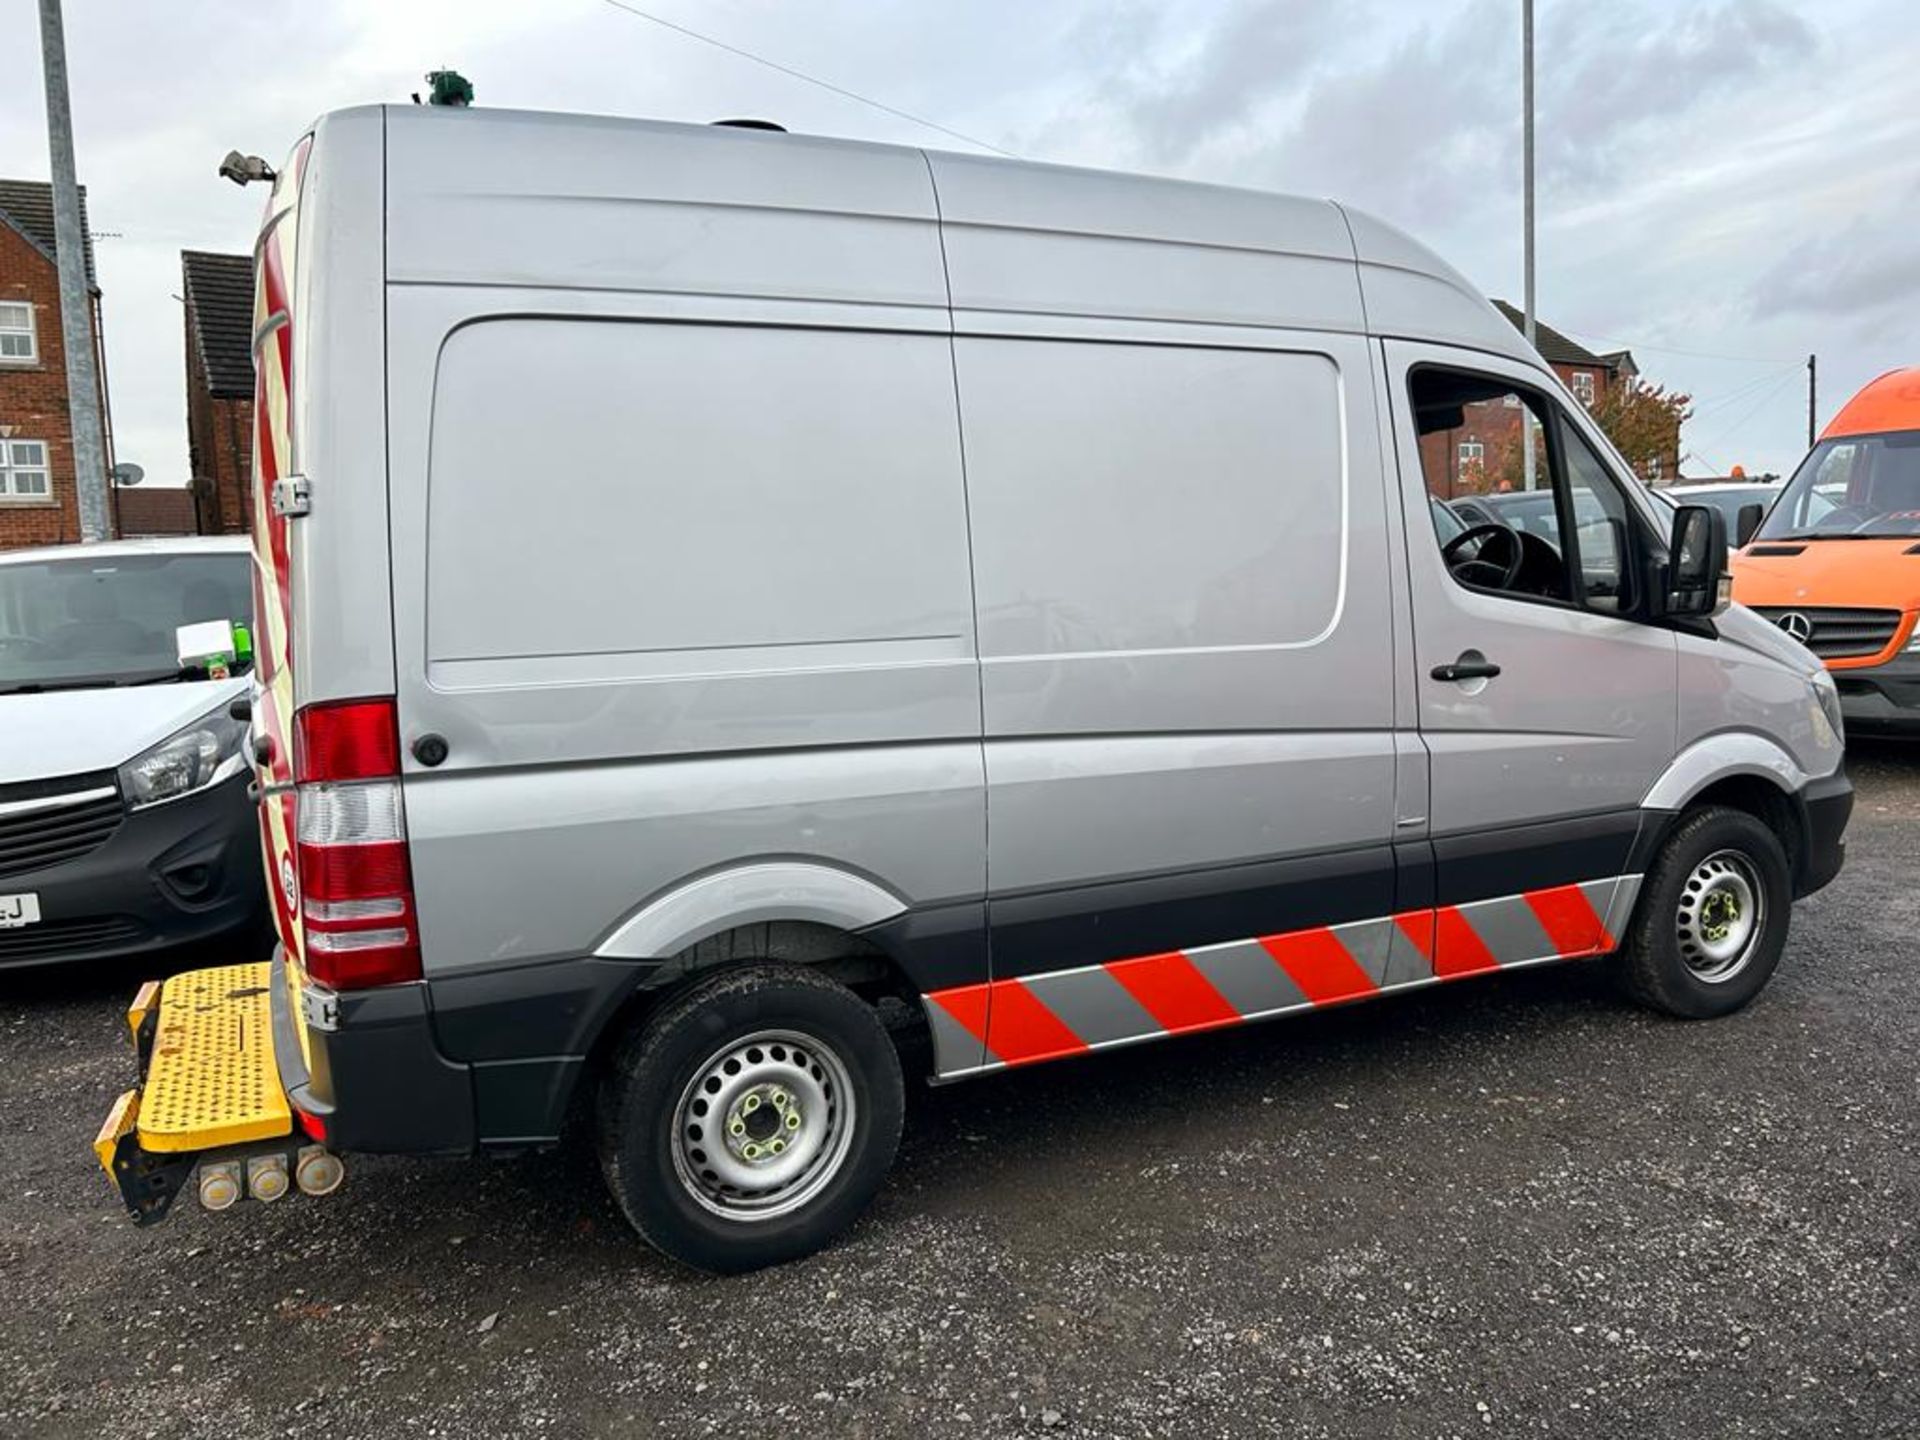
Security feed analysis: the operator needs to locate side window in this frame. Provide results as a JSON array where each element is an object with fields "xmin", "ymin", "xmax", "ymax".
[
  {"xmin": 1410, "ymin": 367, "xmax": 1640, "ymax": 615},
  {"xmin": 1410, "ymin": 369, "xmax": 1568, "ymax": 603},
  {"xmin": 1557, "ymin": 419, "xmax": 1635, "ymax": 613}
]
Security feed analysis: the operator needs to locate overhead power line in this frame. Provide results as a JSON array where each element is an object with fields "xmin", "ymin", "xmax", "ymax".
[{"xmin": 597, "ymin": 0, "xmax": 1016, "ymax": 157}]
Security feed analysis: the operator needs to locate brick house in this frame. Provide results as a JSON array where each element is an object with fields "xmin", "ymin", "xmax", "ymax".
[
  {"xmin": 180, "ymin": 250, "xmax": 254, "ymax": 535},
  {"xmin": 0, "ymin": 179, "xmax": 112, "ymax": 551},
  {"xmin": 1419, "ymin": 300, "xmax": 1676, "ymax": 498}
]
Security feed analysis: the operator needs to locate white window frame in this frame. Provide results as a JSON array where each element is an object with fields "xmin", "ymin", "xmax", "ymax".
[
  {"xmin": 0, "ymin": 437, "xmax": 52, "ymax": 501},
  {"xmin": 0, "ymin": 302, "xmax": 36, "ymax": 365},
  {"xmin": 1646, "ymin": 456, "xmax": 1664, "ymax": 482},
  {"xmin": 1458, "ymin": 437, "xmax": 1485, "ymax": 467},
  {"xmin": 1570, "ymin": 370, "xmax": 1596, "ymax": 406}
]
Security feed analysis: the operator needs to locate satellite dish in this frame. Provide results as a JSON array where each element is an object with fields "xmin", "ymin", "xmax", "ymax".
[{"xmin": 111, "ymin": 461, "xmax": 144, "ymax": 487}]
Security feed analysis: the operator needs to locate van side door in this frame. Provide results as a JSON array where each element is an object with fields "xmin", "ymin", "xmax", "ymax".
[
  {"xmin": 1383, "ymin": 341, "xmax": 1677, "ymax": 967},
  {"xmin": 933, "ymin": 331, "xmax": 1408, "ymax": 1070}
]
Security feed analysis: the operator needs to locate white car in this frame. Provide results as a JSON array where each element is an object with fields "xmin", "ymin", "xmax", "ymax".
[{"xmin": 0, "ymin": 536, "xmax": 266, "ymax": 968}]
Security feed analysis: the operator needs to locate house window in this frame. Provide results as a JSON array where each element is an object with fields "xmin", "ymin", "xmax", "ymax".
[
  {"xmin": 1458, "ymin": 437, "xmax": 1485, "ymax": 468},
  {"xmin": 1571, "ymin": 370, "xmax": 1595, "ymax": 406},
  {"xmin": 1646, "ymin": 456, "xmax": 1664, "ymax": 482},
  {"xmin": 0, "ymin": 303, "xmax": 35, "ymax": 363},
  {"xmin": 0, "ymin": 438, "xmax": 50, "ymax": 498}
]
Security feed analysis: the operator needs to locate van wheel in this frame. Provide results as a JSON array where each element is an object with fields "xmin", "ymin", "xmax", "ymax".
[
  {"xmin": 595, "ymin": 963, "xmax": 904, "ymax": 1273},
  {"xmin": 1615, "ymin": 805, "xmax": 1791, "ymax": 1019}
]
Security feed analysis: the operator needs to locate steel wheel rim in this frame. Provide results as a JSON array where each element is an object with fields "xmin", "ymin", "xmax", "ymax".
[
  {"xmin": 670, "ymin": 1028, "xmax": 857, "ymax": 1222},
  {"xmin": 1676, "ymin": 849, "xmax": 1765, "ymax": 983}
]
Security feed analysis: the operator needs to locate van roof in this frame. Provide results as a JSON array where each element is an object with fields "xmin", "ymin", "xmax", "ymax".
[
  {"xmin": 341, "ymin": 103, "xmax": 1534, "ymax": 369},
  {"xmin": 1821, "ymin": 368, "xmax": 1920, "ymax": 441},
  {"xmin": 0, "ymin": 535, "xmax": 249, "ymax": 568}
]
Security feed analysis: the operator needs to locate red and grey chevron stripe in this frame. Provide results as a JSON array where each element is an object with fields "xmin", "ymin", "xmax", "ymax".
[{"xmin": 922, "ymin": 876, "xmax": 1640, "ymax": 1078}]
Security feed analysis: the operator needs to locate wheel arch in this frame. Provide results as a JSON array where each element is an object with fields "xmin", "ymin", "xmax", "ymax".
[
  {"xmin": 594, "ymin": 860, "xmax": 910, "ymax": 961},
  {"xmin": 1638, "ymin": 734, "xmax": 1813, "ymax": 891}
]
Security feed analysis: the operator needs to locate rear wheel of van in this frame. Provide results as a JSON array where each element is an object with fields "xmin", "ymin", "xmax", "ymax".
[
  {"xmin": 1615, "ymin": 805, "xmax": 1791, "ymax": 1019},
  {"xmin": 596, "ymin": 963, "xmax": 904, "ymax": 1273}
]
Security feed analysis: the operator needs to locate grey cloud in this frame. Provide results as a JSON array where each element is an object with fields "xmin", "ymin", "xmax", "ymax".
[{"xmin": 1752, "ymin": 183, "xmax": 1920, "ymax": 332}]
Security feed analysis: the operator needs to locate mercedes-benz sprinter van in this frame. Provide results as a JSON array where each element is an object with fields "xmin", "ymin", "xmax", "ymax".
[
  {"xmin": 1733, "ymin": 367, "xmax": 1920, "ymax": 730},
  {"xmin": 94, "ymin": 106, "xmax": 1850, "ymax": 1272}
]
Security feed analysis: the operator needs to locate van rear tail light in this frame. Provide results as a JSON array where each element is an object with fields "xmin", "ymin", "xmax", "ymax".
[{"xmin": 292, "ymin": 698, "xmax": 422, "ymax": 990}]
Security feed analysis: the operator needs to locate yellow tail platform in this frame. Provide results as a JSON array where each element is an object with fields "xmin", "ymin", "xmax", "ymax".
[{"xmin": 135, "ymin": 961, "xmax": 292, "ymax": 1152}]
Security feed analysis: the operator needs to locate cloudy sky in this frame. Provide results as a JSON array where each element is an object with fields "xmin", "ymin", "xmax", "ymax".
[{"xmin": 1, "ymin": 0, "xmax": 1914, "ymax": 487}]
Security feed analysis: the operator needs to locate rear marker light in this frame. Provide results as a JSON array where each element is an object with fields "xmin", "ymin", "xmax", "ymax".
[{"xmin": 290, "ymin": 698, "xmax": 422, "ymax": 990}]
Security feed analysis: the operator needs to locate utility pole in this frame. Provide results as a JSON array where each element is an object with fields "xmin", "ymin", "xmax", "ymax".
[
  {"xmin": 36, "ymin": 0, "xmax": 110, "ymax": 542},
  {"xmin": 1521, "ymin": 0, "xmax": 1537, "ymax": 491},
  {"xmin": 1807, "ymin": 353, "xmax": 1817, "ymax": 448}
]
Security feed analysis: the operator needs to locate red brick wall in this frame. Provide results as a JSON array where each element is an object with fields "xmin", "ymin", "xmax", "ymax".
[
  {"xmin": 183, "ymin": 316, "xmax": 251, "ymax": 535},
  {"xmin": 0, "ymin": 222, "xmax": 107, "ymax": 551}
]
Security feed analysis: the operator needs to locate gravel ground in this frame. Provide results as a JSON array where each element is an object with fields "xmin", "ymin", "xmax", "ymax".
[{"xmin": 4, "ymin": 746, "xmax": 1918, "ymax": 1439}]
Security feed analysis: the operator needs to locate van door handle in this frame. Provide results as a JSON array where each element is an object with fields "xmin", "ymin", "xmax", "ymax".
[{"xmin": 1432, "ymin": 654, "xmax": 1501, "ymax": 682}]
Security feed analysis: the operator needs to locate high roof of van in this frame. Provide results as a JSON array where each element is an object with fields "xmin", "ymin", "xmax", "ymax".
[
  {"xmin": 313, "ymin": 104, "xmax": 1537, "ymax": 370},
  {"xmin": 1821, "ymin": 368, "xmax": 1920, "ymax": 440}
]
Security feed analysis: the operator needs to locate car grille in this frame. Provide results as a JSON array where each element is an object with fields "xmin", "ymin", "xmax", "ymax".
[
  {"xmin": 0, "ymin": 772, "xmax": 125, "ymax": 881},
  {"xmin": 1749, "ymin": 606, "xmax": 1903, "ymax": 660},
  {"xmin": 0, "ymin": 914, "xmax": 149, "ymax": 964}
]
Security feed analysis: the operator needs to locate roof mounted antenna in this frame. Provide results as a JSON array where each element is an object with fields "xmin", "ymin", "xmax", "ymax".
[{"xmin": 711, "ymin": 118, "xmax": 786, "ymax": 132}]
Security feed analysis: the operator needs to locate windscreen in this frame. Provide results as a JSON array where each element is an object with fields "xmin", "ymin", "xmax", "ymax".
[
  {"xmin": 0, "ymin": 551, "xmax": 251, "ymax": 692},
  {"xmin": 1756, "ymin": 431, "xmax": 1920, "ymax": 540}
]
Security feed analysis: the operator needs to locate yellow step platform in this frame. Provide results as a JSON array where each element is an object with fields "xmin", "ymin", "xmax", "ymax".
[{"xmin": 134, "ymin": 960, "xmax": 292, "ymax": 1152}]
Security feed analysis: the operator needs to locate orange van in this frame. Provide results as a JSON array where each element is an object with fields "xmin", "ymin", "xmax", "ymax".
[{"xmin": 1733, "ymin": 368, "xmax": 1920, "ymax": 730}]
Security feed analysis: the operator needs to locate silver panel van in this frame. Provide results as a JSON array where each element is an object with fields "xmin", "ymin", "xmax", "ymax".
[{"xmin": 98, "ymin": 106, "xmax": 1849, "ymax": 1271}]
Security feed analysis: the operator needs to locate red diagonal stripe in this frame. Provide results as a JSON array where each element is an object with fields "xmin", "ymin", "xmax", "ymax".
[
  {"xmin": 982, "ymin": 980, "xmax": 1088, "ymax": 1066},
  {"xmin": 1106, "ymin": 951, "xmax": 1241, "ymax": 1033},
  {"xmin": 929, "ymin": 982, "xmax": 992, "ymax": 1047},
  {"xmin": 1260, "ymin": 928, "xmax": 1379, "ymax": 1005},
  {"xmin": 1433, "ymin": 906, "xmax": 1500, "ymax": 978},
  {"xmin": 1525, "ymin": 884, "xmax": 1614, "ymax": 957},
  {"xmin": 1394, "ymin": 909, "xmax": 1436, "ymax": 963}
]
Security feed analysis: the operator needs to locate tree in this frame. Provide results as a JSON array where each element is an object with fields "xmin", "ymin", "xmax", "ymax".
[{"xmin": 1589, "ymin": 378, "xmax": 1691, "ymax": 481}]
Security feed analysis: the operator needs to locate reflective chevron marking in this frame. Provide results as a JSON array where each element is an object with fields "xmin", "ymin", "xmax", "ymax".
[{"xmin": 924, "ymin": 876, "xmax": 1640, "ymax": 1077}]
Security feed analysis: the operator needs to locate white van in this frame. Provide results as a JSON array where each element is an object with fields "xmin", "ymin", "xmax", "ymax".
[
  {"xmin": 93, "ymin": 107, "xmax": 1849, "ymax": 1272},
  {"xmin": 1, "ymin": 536, "xmax": 265, "ymax": 968}
]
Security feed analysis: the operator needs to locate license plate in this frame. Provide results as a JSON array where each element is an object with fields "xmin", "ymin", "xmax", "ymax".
[{"xmin": 0, "ymin": 893, "xmax": 41, "ymax": 928}]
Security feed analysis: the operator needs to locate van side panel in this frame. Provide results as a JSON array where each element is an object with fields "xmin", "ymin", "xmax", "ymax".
[
  {"xmin": 380, "ymin": 115, "xmax": 986, "ymax": 1127},
  {"xmin": 938, "ymin": 329, "xmax": 1401, "ymax": 1068}
]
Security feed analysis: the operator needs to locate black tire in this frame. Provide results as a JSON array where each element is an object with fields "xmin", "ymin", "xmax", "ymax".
[
  {"xmin": 1615, "ymin": 805, "xmax": 1792, "ymax": 1019},
  {"xmin": 595, "ymin": 963, "xmax": 904, "ymax": 1273}
]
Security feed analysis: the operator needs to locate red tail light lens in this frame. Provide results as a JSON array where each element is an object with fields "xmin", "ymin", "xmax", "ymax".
[
  {"xmin": 291, "ymin": 697, "xmax": 421, "ymax": 990},
  {"xmin": 295, "ymin": 699, "xmax": 403, "ymax": 784}
]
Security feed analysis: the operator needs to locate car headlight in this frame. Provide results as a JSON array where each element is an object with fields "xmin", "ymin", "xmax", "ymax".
[
  {"xmin": 119, "ymin": 704, "xmax": 249, "ymax": 809},
  {"xmin": 1810, "ymin": 676, "xmax": 1843, "ymax": 747}
]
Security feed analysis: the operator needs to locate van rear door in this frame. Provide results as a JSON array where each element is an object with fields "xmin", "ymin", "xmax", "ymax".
[{"xmin": 248, "ymin": 136, "xmax": 310, "ymax": 1022}]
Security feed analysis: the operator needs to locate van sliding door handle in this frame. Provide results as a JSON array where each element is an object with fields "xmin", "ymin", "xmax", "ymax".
[{"xmin": 1431, "ymin": 656, "xmax": 1501, "ymax": 682}]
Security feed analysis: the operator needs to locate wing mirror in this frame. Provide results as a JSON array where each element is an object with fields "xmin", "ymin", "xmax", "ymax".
[
  {"xmin": 1734, "ymin": 501, "xmax": 1765, "ymax": 548},
  {"xmin": 1661, "ymin": 503, "xmax": 1730, "ymax": 618}
]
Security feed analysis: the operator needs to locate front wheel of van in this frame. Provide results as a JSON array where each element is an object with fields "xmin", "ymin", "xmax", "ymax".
[
  {"xmin": 1616, "ymin": 805, "xmax": 1792, "ymax": 1020},
  {"xmin": 596, "ymin": 963, "xmax": 904, "ymax": 1273}
]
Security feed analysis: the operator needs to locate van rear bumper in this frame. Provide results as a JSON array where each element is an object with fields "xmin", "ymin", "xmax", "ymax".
[{"xmin": 269, "ymin": 947, "xmax": 476, "ymax": 1156}]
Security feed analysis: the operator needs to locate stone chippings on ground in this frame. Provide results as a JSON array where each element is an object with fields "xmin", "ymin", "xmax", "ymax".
[{"xmin": 2, "ymin": 744, "xmax": 1917, "ymax": 1438}]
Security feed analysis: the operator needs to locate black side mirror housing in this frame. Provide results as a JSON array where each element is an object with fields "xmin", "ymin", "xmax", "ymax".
[
  {"xmin": 1734, "ymin": 501, "xmax": 1764, "ymax": 548},
  {"xmin": 1661, "ymin": 503, "xmax": 1730, "ymax": 618}
]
